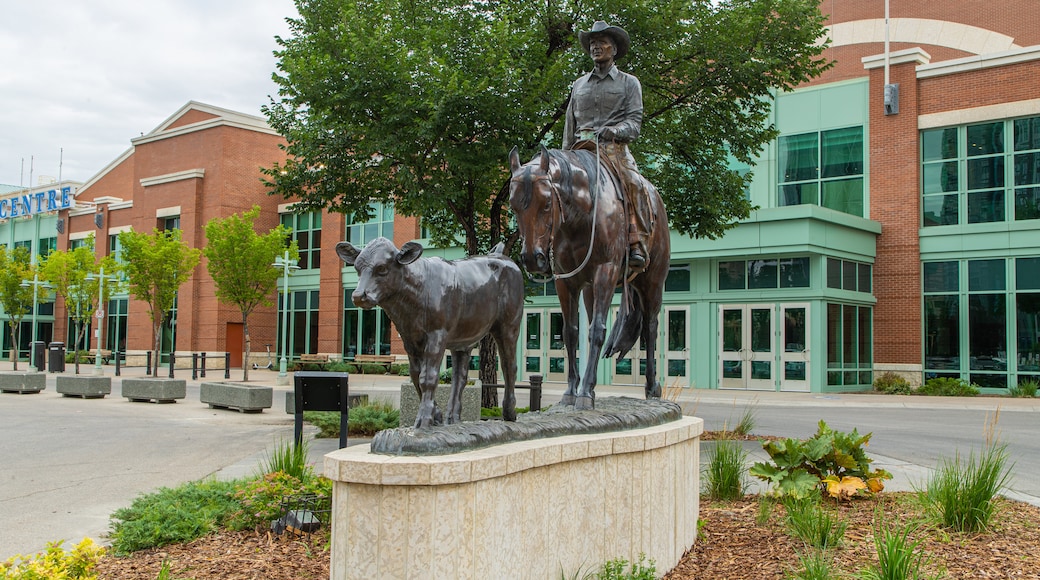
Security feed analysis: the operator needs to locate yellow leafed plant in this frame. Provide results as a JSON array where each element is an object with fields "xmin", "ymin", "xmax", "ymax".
[{"xmin": 823, "ymin": 475, "xmax": 867, "ymax": 500}]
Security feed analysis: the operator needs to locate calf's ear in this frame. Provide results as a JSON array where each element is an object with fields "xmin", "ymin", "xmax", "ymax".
[
  {"xmin": 336, "ymin": 242, "xmax": 361, "ymax": 265},
  {"xmin": 397, "ymin": 241, "xmax": 424, "ymax": 265}
]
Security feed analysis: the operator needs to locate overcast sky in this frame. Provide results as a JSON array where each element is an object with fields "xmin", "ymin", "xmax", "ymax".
[{"xmin": 0, "ymin": 0, "xmax": 297, "ymax": 188}]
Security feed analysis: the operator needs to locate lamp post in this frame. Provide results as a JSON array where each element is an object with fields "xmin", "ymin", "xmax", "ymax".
[
  {"xmin": 85, "ymin": 266, "xmax": 119, "ymax": 377},
  {"xmin": 272, "ymin": 250, "xmax": 299, "ymax": 386},
  {"xmin": 20, "ymin": 273, "xmax": 52, "ymax": 372}
]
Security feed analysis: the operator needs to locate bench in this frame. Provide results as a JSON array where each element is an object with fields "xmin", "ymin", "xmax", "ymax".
[
  {"xmin": 352, "ymin": 354, "xmax": 395, "ymax": 373},
  {"xmin": 78, "ymin": 349, "xmax": 117, "ymax": 364},
  {"xmin": 298, "ymin": 354, "xmax": 329, "ymax": 369}
]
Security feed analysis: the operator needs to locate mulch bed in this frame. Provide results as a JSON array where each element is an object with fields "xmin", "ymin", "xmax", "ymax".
[{"xmin": 95, "ymin": 493, "xmax": 1040, "ymax": 579}]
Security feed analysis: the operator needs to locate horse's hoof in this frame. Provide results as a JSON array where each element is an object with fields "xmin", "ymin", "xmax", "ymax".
[
  {"xmin": 503, "ymin": 407, "xmax": 517, "ymax": 422},
  {"xmin": 560, "ymin": 394, "xmax": 576, "ymax": 406},
  {"xmin": 646, "ymin": 381, "xmax": 662, "ymax": 400},
  {"xmin": 575, "ymin": 395, "xmax": 595, "ymax": 410}
]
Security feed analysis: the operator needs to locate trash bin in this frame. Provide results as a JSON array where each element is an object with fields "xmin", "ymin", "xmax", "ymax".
[
  {"xmin": 48, "ymin": 342, "xmax": 66, "ymax": 373},
  {"xmin": 31, "ymin": 341, "xmax": 46, "ymax": 372}
]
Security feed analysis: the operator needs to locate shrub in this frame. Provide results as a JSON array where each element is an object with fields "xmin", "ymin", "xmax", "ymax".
[
  {"xmin": 596, "ymin": 554, "xmax": 656, "ymax": 580},
  {"xmin": 873, "ymin": 372, "xmax": 913, "ymax": 395},
  {"xmin": 782, "ymin": 496, "xmax": 847, "ymax": 550},
  {"xmin": 0, "ymin": 538, "xmax": 104, "ymax": 579},
  {"xmin": 390, "ymin": 363, "xmax": 410, "ymax": 376},
  {"xmin": 226, "ymin": 471, "xmax": 333, "ymax": 531},
  {"xmin": 108, "ymin": 479, "xmax": 242, "ymax": 554},
  {"xmin": 703, "ymin": 437, "xmax": 750, "ymax": 501},
  {"xmin": 732, "ymin": 402, "xmax": 757, "ymax": 437},
  {"xmin": 306, "ymin": 400, "xmax": 400, "ymax": 438},
  {"xmin": 921, "ymin": 441, "xmax": 1012, "ymax": 533},
  {"xmin": 480, "ymin": 406, "xmax": 530, "ymax": 418},
  {"xmin": 915, "ymin": 377, "xmax": 979, "ymax": 397},
  {"xmin": 1008, "ymin": 379, "xmax": 1038, "ymax": 398},
  {"xmin": 324, "ymin": 361, "xmax": 353, "ymax": 373},
  {"xmin": 749, "ymin": 420, "xmax": 892, "ymax": 500},
  {"xmin": 788, "ymin": 549, "xmax": 834, "ymax": 580}
]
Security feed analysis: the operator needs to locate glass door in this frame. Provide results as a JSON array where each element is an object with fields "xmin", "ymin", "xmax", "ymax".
[
  {"xmin": 718, "ymin": 304, "xmax": 776, "ymax": 390},
  {"xmin": 780, "ymin": 303, "xmax": 810, "ymax": 392},
  {"xmin": 664, "ymin": 307, "xmax": 690, "ymax": 385},
  {"xmin": 546, "ymin": 310, "xmax": 567, "ymax": 383}
]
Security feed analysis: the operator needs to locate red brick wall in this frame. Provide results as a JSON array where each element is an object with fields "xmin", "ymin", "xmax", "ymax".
[{"xmin": 868, "ymin": 60, "xmax": 922, "ymax": 365}]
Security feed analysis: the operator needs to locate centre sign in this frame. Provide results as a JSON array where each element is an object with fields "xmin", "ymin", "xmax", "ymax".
[{"xmin": 0, "ymin": 186, "xmax": 74, "ymax": 219}]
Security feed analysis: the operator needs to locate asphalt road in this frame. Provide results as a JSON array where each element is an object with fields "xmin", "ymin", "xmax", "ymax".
[{"xmin": 2, "ymin": 367, "xmax": 1038, "ymax": 561}]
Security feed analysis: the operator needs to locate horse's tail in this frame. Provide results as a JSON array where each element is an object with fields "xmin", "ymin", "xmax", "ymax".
[{"xmin": 603, "ymin": 286, "xmax": 644, "ymax": 360}]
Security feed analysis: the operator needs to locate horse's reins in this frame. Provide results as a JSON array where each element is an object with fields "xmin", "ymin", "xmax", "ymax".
[{"xmin": 521, "ymin": 142, "xmax": 602, "ymax": 285}]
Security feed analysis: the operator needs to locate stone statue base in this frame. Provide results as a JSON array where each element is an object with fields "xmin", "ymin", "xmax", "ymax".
[{"xmin": 324, "ymin": 409, "xmax": 703, "ymax": 579}]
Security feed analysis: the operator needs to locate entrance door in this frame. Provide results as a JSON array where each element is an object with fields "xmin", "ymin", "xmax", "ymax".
[
  {"xmin": 780, "ymin": 304, "xmax": 810, "ymax": 392},
  {"xmin": 523, "ymin": 309, "xmax": 567, "ymax": 383},
  {"xmin": 611, "ymin": 306, "xmax": 646, "ymax": 385},
  {"xmin": 226, "ymin": 322, "xmax": 244, "ymax": 369},
  {"xmin": 663, "ymin": 307, "xmax": 690, "ymax": 385},
  {"xmin": 718, "ymin": 304, "xmax": 775, "ymax": 390}
]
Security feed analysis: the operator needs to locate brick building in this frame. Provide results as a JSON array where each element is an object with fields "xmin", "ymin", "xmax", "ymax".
[{"xmin": 2, "ymin": 1, "xmax": 1038, "ymax": 392}]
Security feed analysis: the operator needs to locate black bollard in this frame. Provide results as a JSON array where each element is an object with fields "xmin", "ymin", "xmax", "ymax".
[
  {"xmin": 146, "ymin": 351, "xmax": 152, "ymax": 375},
  {"xmin": 529, "ymin": 374, "xmax": 543, "ymax": 411},
  {"xmin": 169, "ymin": 351, "xmax": 175, "ymax": 378},
  {"xmin": 200, "ymin": 352, "xmax": 207, "ymax": 378},
  {"xmin": 192, "ymin": 353, "xmax": 198, "ymax": 380},
  {"xmin": 224, "ymin": 352, "xmax": 231, "ymax": 379},
  {"xmin": 115, "ymin": 350, "xmax": 121, "ymax": 376}
]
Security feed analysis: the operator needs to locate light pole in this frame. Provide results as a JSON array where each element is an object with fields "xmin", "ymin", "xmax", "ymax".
[
  {"xmin": 272, "ymin": 249, "xmax": 299, "ymax": 386},
  {"xmin": 85, "ymin": 267, "xmax": 119, "ymax": 377},
  {"xmin": 20, "ymin": 273, "xmax": 52, "ymax": 372}
]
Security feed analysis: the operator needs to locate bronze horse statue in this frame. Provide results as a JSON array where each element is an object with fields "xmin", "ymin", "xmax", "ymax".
[{"xmin": 508, "ymin": 145, "xmax": 670, "ymax": 409}]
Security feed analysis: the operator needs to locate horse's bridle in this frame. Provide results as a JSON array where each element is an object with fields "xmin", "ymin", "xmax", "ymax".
[{"xmin": 512, "ymin": 153, "xmax": 600, "ymax": 284}]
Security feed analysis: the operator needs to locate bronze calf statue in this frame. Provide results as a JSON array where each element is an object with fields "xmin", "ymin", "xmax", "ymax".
[{"xmin": 336, "ymin": 237, "xmax": 524, "ymax": 429}]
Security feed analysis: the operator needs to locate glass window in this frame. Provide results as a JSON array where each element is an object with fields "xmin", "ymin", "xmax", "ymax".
[
  {"xmin": 924, "ymin": 261, "xmax": 959, "ymax": 293},
  {"xmin": 925, "ymin": 295, "xmax": 959, "ymax": 370},
  {"xmin": 665, "ymin": 265, "xmax": 691, "ymax": 292},
  {"xmin": 346, "ymin": 202, "xmax": 395, "ymax": 247},
  {"xmin": 1015, "ymin": 187, "xmax": 1040, "ymax": 220},
  {"xmin": 922, "ymin": 127, "xmax": 958, "ymax": 161},
  {"xmin": 827, "ymin": 258, "xmax": 842, "ymax": 289},
  {"xmin": 281, "ymin": 211, "xmax": 322, "ymax": 270},
  {"xmin": 779, "ymin": 127, "xmax": 864, "ymax": 217},
  {"xmin": 826, "ymin": 303, "xmax": 873, "ymax": 386},
  {"xmin": 968, "ymin": 259, "xmax": 1005, "ymax": 292},
  {"xmin": 780, "ymin": 257, "xmax": 809, "ymax": 288},
  {"xmin": 969, "ymin": 294, "xmax": 1007, "ymax": 371},
  {"xmin": 1017, "ymin": 258, "xmax": 1040, "ymax": 290},
  {"xmin": 967, "ymin": 122, "xmax": 1003, "ymax": 156},
  {"xmin": 748, "ymin": 259, "xmax": 778, "ymax": 289},
  {"xmin": 1017, "ymin": 294, "xmax": 1040, "ymax": 373},
  {"xmin": 718, "ymin": 261, "xmax": 745, "ymax": 290},
  {"xmin": 967, "ymin": 190, "xmax": 1005, "ymax": 223},
  {"xmin": 858, "ymin": 263, "xmax": 872, "ymax": 293},
  {"xmin": 842, "ymin": 260, "xmax": 858, "ymax": 291}
]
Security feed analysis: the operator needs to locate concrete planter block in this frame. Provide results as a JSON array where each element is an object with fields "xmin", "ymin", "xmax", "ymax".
[
  {"xmin": 200, "ymin": 382, "xmax": 272, "ymax": 413},
  {"xmin": 122, "ymin": 378, "xmax": 186, "ymax": 403},
  {"xmin": 285, "ymin": 391, "xmax": 369, "ymax": 414},
  {"xmin": 0, "ymin": 372, "xmax": 47, "ymax": 394},
  {"xmin": 56, "ymin": 376, "xmax": 112, "ymax": 399},
  {"xmin": 399, "ymin": 380, "xmax": 481, "ymax": 426}
]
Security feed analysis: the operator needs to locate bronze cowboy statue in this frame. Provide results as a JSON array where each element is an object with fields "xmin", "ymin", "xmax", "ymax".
[{"xmin": 563, "ymin": 20, "xmax": 654, "ymax": 274}]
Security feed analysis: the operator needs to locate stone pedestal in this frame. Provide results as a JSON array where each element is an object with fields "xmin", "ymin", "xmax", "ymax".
[
  {"xmin": 324, "ymin": 415, "xmax": 703, "ymax": 580},
  {"xmin": 56, "ymin": 376, "xmax": 111, "ymax": 398},
  {"xmin": 398, "ymin": 380, "xmax": 481, "ymax": 426},
  {"xmin": 122, "ymin": 378, "xmax": 186, "ymax": 403},
  {"xmin": 0, "ymin": 372, "xmax": 46, "ymax": 394},
  {"xmin": 200, "ymin": 382, "xmax": 272, "ymax": 413}
]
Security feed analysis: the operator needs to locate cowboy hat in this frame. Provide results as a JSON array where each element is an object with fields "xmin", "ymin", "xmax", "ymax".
[{"xmin": 579, "ymin": 21, "xmax": 631, "ymax": 60}]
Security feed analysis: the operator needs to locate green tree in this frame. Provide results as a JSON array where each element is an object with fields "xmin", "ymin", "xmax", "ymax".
[
  {"xmin": 39, "ymin": 234, "xmax": 122, "ymax": 374},
  {"xmin": 262, "ymin": 0, "xmax": 830, "ymax": 389},
  {"xmin": 118, "ymin": 229, "xmax": 202, "ymax": 376},
  {"xmin": 202, "ymin": 206, "xmax": 298, "ymax": 382},
  {"xmin": 0, "ymin": 246, "xmax": 37, "ymax": 370}
]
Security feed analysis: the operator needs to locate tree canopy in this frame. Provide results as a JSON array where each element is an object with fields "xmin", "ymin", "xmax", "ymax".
[
  {"xmin": 202, "ymin": 206, "xmax": 298, "ymax": 381},
  {"xmin": 119, "ymin": 228, "xmax": 202, "ymax": 376},
  {"xmin": 263, "ymin": 0, "xmax": 831, "ymax": 251}
]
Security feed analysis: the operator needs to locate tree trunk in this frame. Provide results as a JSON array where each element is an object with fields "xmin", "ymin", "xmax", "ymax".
[
  {"xmin": 9, "ymin": 324, "xmax": 18, "ymax": 371},
  {"xmin": 479, "ymin": 335, "xmax": 498, "ymax": 408},
  {"xmin": 242, "ymin": 312, "xmax": 250, "ymax": 382},
  {"xmin": 153, "ymin": 321, "xmax": 163, "ymax": 377}
]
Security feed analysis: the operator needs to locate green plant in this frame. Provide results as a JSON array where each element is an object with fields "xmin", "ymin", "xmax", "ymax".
[
  {"xmin": 915, "ymin": 377, "xmax": 979, "ymax": 397},
  {"xmin": 873, "ymin": 372, "xmax": 913, "ymax": 395},
  {"xmin": 259, "ymin": 438, "xmax": 311, "ymax": 480},
  {"xmin": 226, "ymin": 471, "xmax": 333, "ymax": 531},
  {"xmin": 1008, "ymin": 379, "xmax": 1038, "ymax": 398},
  {"xmin": 361, "ymin": 363, "xmax": 390, "ymax": 374},
  {"xmin": 390, "ymin": 363, "xmax": 410, "ymax": 376},
  {"xmin": 857, "ymin": 517, "xmax": 934, "ymax": 580},
  {"xmin": 787, "ymin": 549, "xmax": 834, "ymax": 580},
  {"xmin": 305, "ymin": 400, "xmax": 400, "ymax": 438},
  {"xmin": 921, "ymin": 441, "xmax": 1012, "ymax": 533},
  {"xmin": 703, "ymin": 437, "xmax": 750, "ymax": 501},
  {"xmin": 756, "ymin": 495, "xmax": 777, "ymax": 525},
  {"xmin": 749, "ymin": 420, "xmax": 892, "ymax": 499},
  {"xmin": 782, "ymin": 496, "xmax": 848, "ymax": 550},
  {"xmin": 596, "ymin": 554, "xmax": 656, "ymax": 580},
  {"xmin": 0, "ymin": 538, "xmax": 104, "ymax": 579},
  {"xmin": 108, "ymin": 479, "xmax": 242, "ymax": 554},
  {"xmin": 324, "ymin": 361, "xmax": 353, "ymax": 373},
  {"xmin": 733, "ymin": 402, "xmax": 758, "ymax": 437}
]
